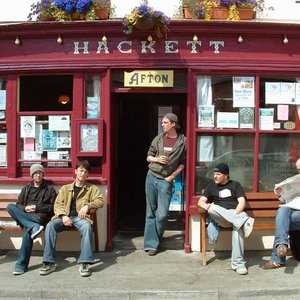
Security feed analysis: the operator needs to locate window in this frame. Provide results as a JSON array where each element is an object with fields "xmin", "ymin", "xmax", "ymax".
[{"xmin": 0, "ymin": 77, "xmax": 7, "ymax": 167}]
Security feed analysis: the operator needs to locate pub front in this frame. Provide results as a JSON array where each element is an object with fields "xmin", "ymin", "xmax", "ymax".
[{"xmin": 0, "ymin": 19, "xmax": 300, "ymax": 253}]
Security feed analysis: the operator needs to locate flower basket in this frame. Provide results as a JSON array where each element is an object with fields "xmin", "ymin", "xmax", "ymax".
[
  {"xmin": 211, "ymin": 6, "xmax": 229, "ymax": 19},
  {"xmin": 238, "ymin": 8, "xmax": 254, "ymax": 19},
  {"xmin": 135, "ymin": 18, "xmax": 155, "ymax": 31},
  {"xmin": 95, "ymin": 7, "xmax": 110, "ymax": 19},
  {"xmin": 183, "ymin": 5, "xmax": 193, "ymax": 19}
]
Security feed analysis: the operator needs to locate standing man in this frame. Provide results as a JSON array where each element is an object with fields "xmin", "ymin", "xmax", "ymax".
[
  {"xmin": 39, "ymin": 160, "xmax": 104, "ymax": 277},
  {"xmin": 262, "ymin": 158, "xmax": 300, "ymax": 269},
  {"xmin": 144, "ymin": 113, "xmax": 186, "ymax": 256},
  {"xmin": 7, "ymin": 163, "xmax": 57, "ymax": 275},
  {"xmin": 198, "ymin": 163, "xmax": 255, "ymax": 275}
]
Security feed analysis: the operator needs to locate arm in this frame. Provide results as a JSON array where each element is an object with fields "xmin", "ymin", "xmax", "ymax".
[
  {"xmin": 274, "ymin": 186, "xmax": 286, "ymax": 203},
  {"xmin": 198, "ymin": 195, "xmax": 211, "ymax": 211},
  {"xmin": 236, "ymin": 196, "xmax": 246, "ymax": 214},
  {"xmin": 165, "ymin": 164, "xmax": 184, "ymax": 182}
]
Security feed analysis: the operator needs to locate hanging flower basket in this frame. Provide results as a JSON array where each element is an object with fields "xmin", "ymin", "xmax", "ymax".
[
  {"xmin": 182, "ymin": 5, "xmax": 193, "ymax": 19},
  {"xmin": 135, "ymin": 18, "xmax": 155, "ymax": 31},
  {"xmin": 95, "ymin": 7, "xmax": 110, "ymax": 19}
]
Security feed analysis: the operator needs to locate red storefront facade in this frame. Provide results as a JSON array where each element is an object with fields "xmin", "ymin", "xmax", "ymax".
[{"xmin": 1, "ymin": 19, "xmax": 300, "ymax": 252}]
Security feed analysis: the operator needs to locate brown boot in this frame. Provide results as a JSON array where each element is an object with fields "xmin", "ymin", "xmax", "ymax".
[{"xmin": 277, "ymin": 244, "xmax": 288, "ymax": 257}]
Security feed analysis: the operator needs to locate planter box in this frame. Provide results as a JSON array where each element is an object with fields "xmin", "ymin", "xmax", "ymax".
[
  {"xmin": 211, "ymin": 7, "xmax": 229, "ymax": 20},
  {"xmin": 238, "ymin": 8, "xmax": 254, "ymax": 20}
]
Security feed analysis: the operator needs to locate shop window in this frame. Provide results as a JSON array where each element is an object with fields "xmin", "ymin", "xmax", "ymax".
[
  {"xmin": 195, "ymin": 134, "xmax": 254, "ymax": 194},
  {"xmin": 19, "ymin": 75, "xmax": 73, "ymax": 112},
  {"xmin": 0, "ymin": 77, "xmax": 7, "ymax": 167},
  {"xmin": 258, "ymin": 134, "xmax": 298, "ymax": 191},
  {"xmin": 19, "ymin": 114, "xmax": 71, "ymax": 167},
  {"xmin": 197, "ymin": 75, "xmax": 255, "ymax": 129},
  {"xmin": 85, "ymin": 76, "xmax": 100, "ymax": 119}
]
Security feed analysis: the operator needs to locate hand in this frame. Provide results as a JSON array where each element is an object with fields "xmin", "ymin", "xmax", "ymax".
[
  {"xmin": 78, "ymin": 205, "xmax": 89, "ymax": 219},
  {"xmin": 25, "ymin": 205, "xmax": 36, "ymax": 212},
  {"xmin": 61, "ymin": 215, "xmax": 73, "ymax": 227},
  {"xmin": 158, "ymin": 156, "xmax": 168, "ymax": 165},
  {"xmin": 274, "ymin": 187, "xmax": 282, "ymax": 197}
]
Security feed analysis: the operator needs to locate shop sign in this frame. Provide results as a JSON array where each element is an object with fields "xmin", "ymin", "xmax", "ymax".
[
  {"xmin": 124, "ymin": 70, "xmax": 173, "ymax": 87},
  {"xmin": 283, "ymin": 121, "xmax": 296, "ymax": 130}
]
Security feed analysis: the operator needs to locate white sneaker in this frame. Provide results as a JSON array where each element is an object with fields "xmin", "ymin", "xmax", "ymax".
[
  {"xmin": 235, "ymin": 267, "xmax": 248, "ymax": 275},
  {"xmin": 243, "ymin": 217, "xmax": 254, "ymax": 238},
  {"xmin": 31, "ymin": 225, "xmax": 44, "ymax": 240}
]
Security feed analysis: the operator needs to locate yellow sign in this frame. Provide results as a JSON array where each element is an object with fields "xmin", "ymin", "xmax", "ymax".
[{"xmin": 124, "ymin": 70, "xmax": 174, "ymax": 87}]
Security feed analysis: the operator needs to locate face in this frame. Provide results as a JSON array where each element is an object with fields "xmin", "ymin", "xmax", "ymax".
[
  {"xmin": 75, "ymin": 166, "xmax": 89, "ymax": 183},
  {"xmin": 32, "ymin": 171, "xmax": 44, "ymax": 184},
  {"xmin": 161, "ymin": 117, "xmax": 175, "ymax": 133},
  {"xmin": 213, "ymin": 172, "xmax": 228, "ymax": 185}
]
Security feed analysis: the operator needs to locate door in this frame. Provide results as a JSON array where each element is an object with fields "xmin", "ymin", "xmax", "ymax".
[{"xmin": 114, "ymin": 92, "xmax": 186, "ymax": 233}]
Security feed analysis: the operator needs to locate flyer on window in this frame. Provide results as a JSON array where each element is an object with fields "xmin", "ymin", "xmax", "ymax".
[
  {"xmin": 239, "ymin": 107, "xmax": 254, "ymax": 129},
  {"xmin": 42, "ymin": 130, "xmax": 57, "ymax": 151},
  {"xmin": 0, "ymin": 90, "xmax": 6, "ymax": 110},
  {"xmin": 233, "ymin": 77, "xmax": 255, "ymax": 107},
  {"xmin": 217, "ymin": 112, "xmax": 239, "ymax": 128},
  {"xmin": 48, "ymin": 115, "xmax": 70, "ymax": 131},
  {"xmin": 259, "ymin": 108, "xmax": 274, "ymax": 130},
  {"xmin": 20, "ymin": 116, "xmax": 36, "ymax": 138},
  {"xmin": 265, "ymin": 82, "xmax": 281, "ymax": 104},
  {"xmin": 198, "ymin": 105, "xmax": 214, "ymax": 128}
]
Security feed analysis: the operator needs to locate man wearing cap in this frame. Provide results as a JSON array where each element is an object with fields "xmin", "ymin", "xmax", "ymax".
[
  {"xmin": 198, "ymin": 163, "xmax": 254, "ymax": 275},
  {"xmin": 6, "ymin": 163, "xmax": 57, "ymax": 275},
  {"xmin": 144, "ymin": 113, "xmax": 186, "ymax": 256}
]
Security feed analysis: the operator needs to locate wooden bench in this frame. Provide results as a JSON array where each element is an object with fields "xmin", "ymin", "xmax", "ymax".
[
  {"xmin": 199, "ymin": 192, "xmax": 280, "ymax": 265},
  {"xmin": 0, "ymin": 193, "xmax": 99, "ymax": 252}
]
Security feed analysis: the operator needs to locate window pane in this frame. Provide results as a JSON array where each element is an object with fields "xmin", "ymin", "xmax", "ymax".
[
  {"xmin": 259, "ymin": 76, "xmax": 300, "ymax": 130},
  {"xmin": 197, "ymin": 75, "xmax": 255, "ymax": 129},
  {"xmin": 19, "ymin": 75, "xmax": 73, "ymax": 112},
  {"xmin": 258, "ymin": 134, "xmax": 298, "ymax": 191},
  {"xmin": 195, "ymin": 134, "xmax": 254, "ymax": 194},
  {"xmin": 86, "ymin": 76, "xmax": 101, "ymax": 119},
  {"xmin": 19, "ymin": 114, "xmax": 71, "ymax": 168}
]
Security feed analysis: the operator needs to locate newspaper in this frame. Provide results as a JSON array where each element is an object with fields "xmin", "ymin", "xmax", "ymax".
[{"xmin": 275, "ymin": 173, "xmax": 300, "ymax": 210}]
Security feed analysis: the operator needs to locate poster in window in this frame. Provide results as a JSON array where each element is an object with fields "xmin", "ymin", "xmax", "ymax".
[
  {"xmin": 21, "ymin": 116, "xmax": 36, "ymax": 138},
  {"xmin": 47, "ymin": 151, "xmax": 69, "ymax": 167},
  {"xmin": 239, "ymin": 107, "xmax": 254, "ymax": 129},
  {"xmin": 217, "ymin": 112, "xmax": 239, "ymax": 128},
  {"xmin": 198, "ymin": 105, "xmax": 214, "ymax": 128},
  {"xmin": 42, "ymin": 130, "xmax": 57, "ymax": 150},
  {"xmin": 80, "ymin": 124, "xmax": 98, "ymax": 152},
  {"xmin": 48, "ymin": 115, "xmax": 70, "ymax": 131},
  {"xmin": 296, "ymin": 83, "xmax": 300, "ymax": 104},
  {"xmin": 87, "ymin": 97, "xmax": 99, "ymax": 119},
  {"xmin": 259, "ymin": 108, "xmax": 274, "ymax": 130},
  {"xmin": 265, "ymin": 82, "xmax": 281, "ymax": 104},
  {"xmin": 57, "ymin": 131, "xmax": 71, "ymax": 148},
  {"xmin": 0, "ymin": 90, "xmax": 6, "ymax": 110},
  {"xmin": 0, "ymin": 144, "xmax": 6, "ymax": 166},
  {"xmin": 0, "ymin": 111, "xmax": 5, "ymax": 120},
  {"xmin": 281, "ymin": 82, "xmax": 296, "ymax": 104},
  {"xmin": 277, "ymin": 104, "xmax": 289, "ymax": 121},
  {"xmin": 233, "ymin": 77, "xmax": 255, "ymax": 107}
]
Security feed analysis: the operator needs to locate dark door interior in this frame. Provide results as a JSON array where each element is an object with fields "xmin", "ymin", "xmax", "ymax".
[{"xmin": 116, "ymin": 93, "xmax": 186, "ymax": 233}]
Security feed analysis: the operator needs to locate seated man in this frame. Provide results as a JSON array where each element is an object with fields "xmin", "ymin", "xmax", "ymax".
[
  {"xmin": 198, "ymin": 163, "xmax": 255, "ymax": 275},
  {"xmin": 6, "ymin": 163, "xmax": 57, "ymax": 275},
  {"xmin": 262, "ymin": 158, "xmax": 300, "ymax": 269},
  {"xmin": 39, "ymin": 160, "xmax": 105, "ymax": 277}
]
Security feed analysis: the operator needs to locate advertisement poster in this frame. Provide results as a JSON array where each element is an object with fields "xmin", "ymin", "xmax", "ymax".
[
  {"xmin": 233, "ymin": 77, "xmax": 255, "ymax": 107},
  {"xmin": 259, "ymin": 108, "xmax": 274, "ymax": 130},
  {"xmin": 198, "ymin": 105, "xmax": 214, "ymax": 128},
  {"xmin": 49, "ymin": 115, "xmax": 70, "ymax": 131},
  {"xmin": 217, "ymin": 112, "xmax": 239, "ymax": 128},
  {"xmin": 20, "ymin": 116, "xmax": 36, "ymax": 138},
  {"xmin": 239, "ymin": 107, "xmax": 254, "ymax": 129}
]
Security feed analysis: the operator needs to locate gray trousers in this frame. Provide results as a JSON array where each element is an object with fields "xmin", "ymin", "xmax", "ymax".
[{"xmin": 208, "ymin": 204, "xmax": 248, "ymax": 269}]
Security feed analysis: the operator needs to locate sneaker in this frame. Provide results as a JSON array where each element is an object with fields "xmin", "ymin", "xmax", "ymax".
[
  {"xmin": 31, "ymin": 225, "xmax": 44, "ymax": 240},
  {"xmin": 147, "ymin": 249, "xmax": 159, "ymax": 256},
  {"xmin": 235, "ymin": 267, "xmax": 248, "ymax": 275},
  {"xmin": 39, "ymin": 262, "xmax": 56, "ymax": 276},
  {"xmin": 79, "ymin": 263, "xmax": 92, "ymax": 277},
  {"xmin": 262, "ymin": 261, "xmax": 283, "ymax": 270},
  {"xmin": 243, "ymin": 217, "xmax": 255, "ymax": 238},
  {"xmin": 13, "ymin": 267, "xmax": 28, "ymax": 275},
  {"xmin": 277, "ymin": 244, "xmax": 288, "ymax": 257}
]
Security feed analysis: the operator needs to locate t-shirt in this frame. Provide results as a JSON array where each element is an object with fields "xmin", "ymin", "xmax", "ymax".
[
  {"xmin": 69, "ymin": 185, "xmax": 82, "ymax": 216},
  {"xmin": 203, "ymin": 180, "xmax": 245, "ymax": 210}
]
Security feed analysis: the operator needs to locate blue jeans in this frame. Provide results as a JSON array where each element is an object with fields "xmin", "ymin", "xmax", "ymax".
[
  {"xmin": 6, "ymin": 204, "xmax": 41, "ymax": 271},
  {"xmin": 43, "ymin": 217, "xmax": 94, "ymax": 264},
  {"xmin": 144, "ymin": 173, "xmax": 173, "ymax": 250},
  {"xmin": 271, "ymin": 206, "xmax": 300, "ymax": 264}
]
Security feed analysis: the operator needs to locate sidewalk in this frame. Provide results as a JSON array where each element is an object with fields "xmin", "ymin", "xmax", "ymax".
[{"xmin": 1, "ymin": 248, "xmax": 300, "ymax": 300}]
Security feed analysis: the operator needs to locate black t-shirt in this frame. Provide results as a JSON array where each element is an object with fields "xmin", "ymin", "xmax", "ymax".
[
  {"xmin": 69, "ymin": 185, "xmax": 82, "ymax": 217},
  {"xmin": 203, "ymin": 180, "xmax": 245, "ymax": 210}
]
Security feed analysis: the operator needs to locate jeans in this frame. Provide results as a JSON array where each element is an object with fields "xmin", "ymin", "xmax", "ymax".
[
  {"xmin": 43, "ymin": 216, "xmax": 94, "ymax": 264},
  {"xmin": 6, "ymin": 204, "xmax": 41, "ymax": 271},
  {"xmin": 208, "ymin": 204, "xmax": 249, "ymax": 269},
  {"xmin": 144, "ymin": 173, "xmax": 173, "ymax": 250},
  {"xmin": 271, "ymin": 206, "xmax": 300, "ymax": 264}
]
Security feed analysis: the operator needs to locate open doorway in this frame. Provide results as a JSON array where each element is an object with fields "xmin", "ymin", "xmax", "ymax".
[{"xmin": 115, "ymin": 92, "xmax": 186, "ymax": 234}]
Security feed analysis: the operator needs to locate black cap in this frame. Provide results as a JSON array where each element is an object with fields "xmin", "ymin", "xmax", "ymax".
[{"xmin": 213, "ymin": 163, "xmax": 229, "ymax": 175}]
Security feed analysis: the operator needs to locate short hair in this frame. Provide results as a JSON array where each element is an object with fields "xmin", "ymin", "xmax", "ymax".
[{"xmin": 75, "ymin": 160, "xmax": 90, "ymax": 172}]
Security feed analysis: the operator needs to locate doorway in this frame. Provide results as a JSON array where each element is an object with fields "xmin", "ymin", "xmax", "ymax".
[{"xmin": 115, "ymin": 92, "xmax": 186, "ymax": 234}]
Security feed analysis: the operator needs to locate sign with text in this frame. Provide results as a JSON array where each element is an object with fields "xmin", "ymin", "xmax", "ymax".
[{"xmin": 124, "ymin": 70, "xmax": 174, "ymax": 87}]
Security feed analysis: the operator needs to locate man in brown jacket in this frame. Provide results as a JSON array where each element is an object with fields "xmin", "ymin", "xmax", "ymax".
[{"xmin": 39, "ymin": 160, "xmax": 104, "ymax": 277}]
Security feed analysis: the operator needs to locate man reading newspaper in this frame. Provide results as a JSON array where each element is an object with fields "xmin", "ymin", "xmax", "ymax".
[{"xmin": 262, "ymin": 158, "xmax": 300, "ymax": 269}]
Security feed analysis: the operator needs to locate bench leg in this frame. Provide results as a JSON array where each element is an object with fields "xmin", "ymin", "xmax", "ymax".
[{"xmin": 200, "ymin": 213, "xmax": 207, "ymax": 265}]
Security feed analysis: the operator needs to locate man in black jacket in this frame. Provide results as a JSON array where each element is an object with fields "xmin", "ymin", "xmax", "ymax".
[{"xmin": 6, "ymin": 164, "xmax": 57, "ymax": 275}]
